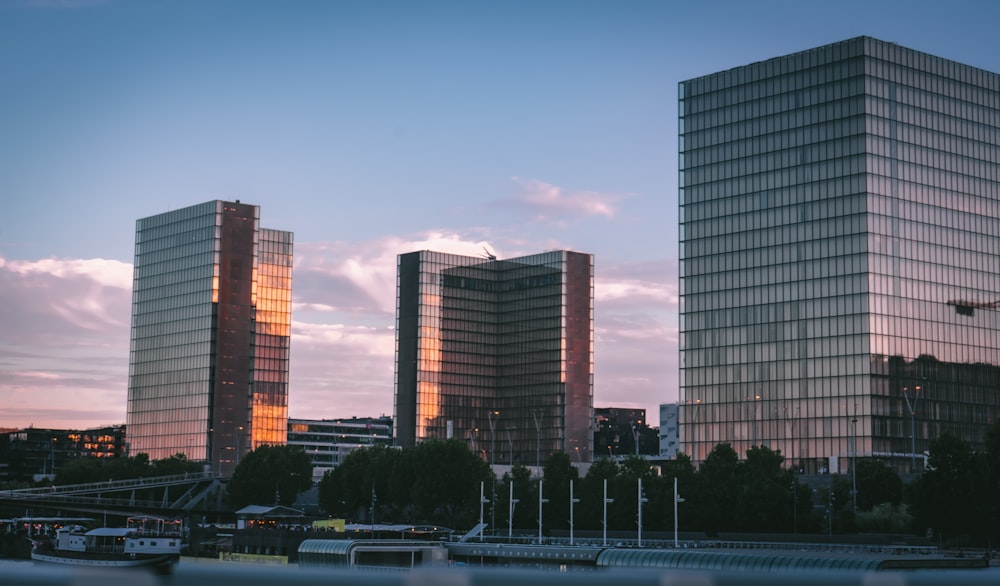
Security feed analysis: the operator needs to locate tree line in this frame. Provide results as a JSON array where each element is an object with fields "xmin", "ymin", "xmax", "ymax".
[{"xmin": 317, "ymin": 421, "xmax": 1000, "ymax": 546}]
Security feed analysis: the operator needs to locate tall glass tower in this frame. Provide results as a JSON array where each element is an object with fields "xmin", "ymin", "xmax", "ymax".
[
  {"xmin": 126, "ymin": 200, "xmax": 292, "ymax": 475},
  {"xmin": 395, "ymin": 250, "xmax": 594, "ymax": 465},
  {"xmin": 679, "ymin": 37, "xmax": 1000, "ymax": 474}
]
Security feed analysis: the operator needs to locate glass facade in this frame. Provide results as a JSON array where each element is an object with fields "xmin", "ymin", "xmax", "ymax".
[
  {"xmin": 395, "ymin": 250, "xmax": 594, "ymax": 464},
  {"xmin": 126, "ymin": 200, "xmax": 292, "ymax": 475},
  {"xmin": 679, "ymin": 37, "xmax": 1000, "ymax": 473}
]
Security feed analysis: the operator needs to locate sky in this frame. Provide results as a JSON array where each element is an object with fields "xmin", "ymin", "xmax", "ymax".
[{"xmin": 2, "ymin": 0, "xmax": 1000, "ymax": 432}]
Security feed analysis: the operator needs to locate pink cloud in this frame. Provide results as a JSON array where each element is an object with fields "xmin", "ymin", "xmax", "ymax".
[{"xmin": 498, "ymin": 177, "xmax": 626, "ymax": 223}]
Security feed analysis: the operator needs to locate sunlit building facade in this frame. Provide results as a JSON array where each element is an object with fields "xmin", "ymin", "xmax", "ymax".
[
  {"xmin": 126, "ymin": 200, "xmax": 292, "ymax": 475},
  {"xmin": 680, "ymin": 37, "xmax": 1000, "ymax": 474},
  {"xmin": 395, "ymin": 250, "xmax": 594, "ymax": 464}
]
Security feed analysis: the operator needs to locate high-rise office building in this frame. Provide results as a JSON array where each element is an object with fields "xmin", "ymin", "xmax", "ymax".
[
  {"xmin": 126, "ymin": 200, "xmax": 293, "ymax": 475},
  {"xmin": 679, "ymin": 37, "xmax": 1000, "ymax": 474},
  {"xmin": 395, "ymin": 250, "xmax": 594, "ymax": 464}
]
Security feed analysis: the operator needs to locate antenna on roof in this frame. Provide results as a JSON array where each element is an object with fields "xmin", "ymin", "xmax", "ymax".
[{"xmin": 482, "ymin": 247, "xmax": 497, "ymax": 261}]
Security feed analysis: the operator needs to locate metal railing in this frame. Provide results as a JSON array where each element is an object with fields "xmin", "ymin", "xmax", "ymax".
[
  {"xmin": 5, "ymin": 564, "xmax": 997, "ymax": 586},
  {"xmin": 3, "ymin": 471, "xmax": 220, "ymax": 497}
]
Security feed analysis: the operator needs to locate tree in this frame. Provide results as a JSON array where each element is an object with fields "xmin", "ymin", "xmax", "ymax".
[
  {"xmin": 151, "ymin": 453, "xmax": 203, "ymax": 477},
  {"xmin": 908, "ymin": 432, "xmax": 979, "ymax": 541},
  {"xmin": 691, "ymin": 443, "xmax": 742, "ymax": 534},
  {"xmin": 578, "ymin": 457, "xmax": 619, "ymax": 531},
  {"xmin": 407, "ymin": 440, "xmax": 493, "ymax": 528},
  {"xmin": 741, "ymin": 446, "xmax": 792, "ymax": 532},
  {"xmin": 539, "ymin": 451, "xmax": 580, "ymax": 534},
  {"xmin": 656, "ymin": 453, "xmax": 696, "ymax": 532},
  {"xmin": 227, "ymin": 445, "xmax": 313, "ymax": 509},
  {"xmin": 855, "ymin": 459, "xmax": 903, "ymax": 511}
]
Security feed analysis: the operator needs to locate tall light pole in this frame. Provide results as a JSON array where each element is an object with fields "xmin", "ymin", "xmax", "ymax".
[
  {"xmin": 537, "ymin": 479, "xmax": 549, "ymax": 543},
  {"xmin": 674, "ymin": 477, "xmax": 685, "ymax": 548},
  {"xmin": 532, "ymin": 409, "xmax": 544, "ymax": 471},
  {"xmin": 902, "ymin": 385, "xmax": 922, "ymax": 473},
  {"xmin": 508, "ymin": 480, "xmax": 518, "ymax": 539},
  {"xmin": 637, "ymin": 478, "xmax": 648, "ymax": 547},
  {"xmin": 569, "ymin": 479, "xmax": 580, "ymax": 545},
  {"xmin": 602, "ymin": 478, "xmax": 614, "ymax": 546},
  {"xmin": 506, "ymin": 427, "xmax": 515, "ymax": 466},
  {"xmin": 236, "ymin": 425, "xmax": 244, "ymax": 466},
  {"xmin": 488, "ymin": 411, "xmax": 498, "ymax": 467},
  {"xmin": 488, "ymin": 410, "xmax": 498, "ymax": 536},
  {"xmin": 851, "ymin": 417, "xmax": 858, "ymax": 514},
  {"xmin": 479, "ymin": 481, "xmax": 490, "ymax": 542}
]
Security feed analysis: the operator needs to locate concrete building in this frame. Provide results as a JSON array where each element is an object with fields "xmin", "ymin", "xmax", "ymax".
[
  {"xmin": 126, "ymin": 200, "xmax": 293, "ymax": 475},
  {"xmin": 394, "ymin": 250, "xmax": 594, "ymax": 464},
  {"xmin": 679, "ymin": 37, "xmax": 1000, "ymax": 473},
  {"xmin": 659, "ymin": 403, "xmax": 680, "ymax": 459},
  {"xmin": 287, "ymin": 416, "xmax": 394, "ymax": 482}
]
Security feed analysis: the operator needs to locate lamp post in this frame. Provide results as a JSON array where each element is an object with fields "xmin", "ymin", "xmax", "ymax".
[
  {"xmin": 569, "ymin": 479, "xmax": 580, "ymax": 545},
  {"xmin": 488, "ymin": 411, "xmax": 498, "ymax": 536},
  {"xmin": 532, "ymin": 409, "xmax": 544, "ymax": 471},
  {"xmin": 479, "ymin": 481, "xmax": 489, "ymax": 542},
  {"xmin": 537, "ymin": 479, "xmax": 548, "ymax": 543},
  {"xmin": 488, "ymin": 411, "xmax": 498, "ymax": 467},
  {"xmin": 236, "ymin": 425, "xmax": 244, "ymax": 466},
  {"xmin": 851, "ymin": 417, "xmax": 858, "ymax": 514},
  {"xmin": 602, "ymin": 478, "xmax": 614, "ymax": 547},
  {"xmin": 674, "ymin": 477, "xmax": 685, "ymax": 548},
  {"xmin": 508, "ymin": 480, "xmax": 518, "ymax": 539},
  {"xmin": 637, "ymin": 478, "xmax": 648, "ymax": 547},
  {"xmin": 505, "ymin": 428, "xmax": 515, "ymax": 466},
  {"xmin": 902, "ymin": 385, "xmax": 922, "ymax": 473}
]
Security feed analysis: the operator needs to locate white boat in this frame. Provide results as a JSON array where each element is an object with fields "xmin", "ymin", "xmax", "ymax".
[{"xmin": 30, "ymin": 516, "xmax": 184, "ymax": 571}]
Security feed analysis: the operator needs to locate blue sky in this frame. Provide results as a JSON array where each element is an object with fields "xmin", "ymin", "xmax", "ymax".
[{"xmin": 2, "ymin": 0, "xmax": 1000, "ymax": 431}]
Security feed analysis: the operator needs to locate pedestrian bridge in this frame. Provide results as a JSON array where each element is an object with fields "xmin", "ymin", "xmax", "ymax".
[{"xmin": 0, "ymin": 472, "xmax": 228, "ymax": 517}]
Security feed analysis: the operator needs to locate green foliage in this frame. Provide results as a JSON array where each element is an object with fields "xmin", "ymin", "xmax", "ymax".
[
  {"xmin": 226, "ymin": 445, "xmax": 313, "ymax": 509},
  {"xmin": 855, "ymin": 459, "xmax": 902, "ymax": 510},
  {"xmin": 318, "ymin": 440, "xmax": 493, "ymax": 528},
  {"xmin": 52, "ymin": 453, "xmax": 199, "ymax": 486},
  {"xmin": 541, "ymin": 451, "xmax": 580, "ymax": 532},
  {"xmin": 854, "ymin": 503, "xmax": 913, "ymax": 534}
]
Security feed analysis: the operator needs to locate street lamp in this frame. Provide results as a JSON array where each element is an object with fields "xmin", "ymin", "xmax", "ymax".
[
  {"xmin": 569, "ymin": 479, "xmax": 580, "ymax": 545},
  {"xmin": 537, "ymin": 479, "xmax": 548, "ymax": 543},
  {"xmin": 236, "ymin": 425, "xmax": 244, "ymax": 466},
  {"xmin": 674, "ymin": 477, "xmax": 685, "ymax": 548},
  {"xmin": 479, "ymin": 481, "xmax": 490, "ymax": 542},
  {"xmin": 508, "ymin": 480, "xmax": 519, "ymax": 539},
  {"xmin": 851, "ymin": 417, "xmax": 858, "ymax": 514},
  {"xmin": 488, "ymin": 411, "xmax": 498, "ymax": 467},
  {"xmin": 602, "ymin": 478, "xmax": 614, "ymax": 546},
  {"xmin": 505, "ymin": 427, "xmax": 515, "ymax": 466},
  {"xmin": 488, "ymin": 411, "xmax": 499, "ymax": 536},
  {"xmin": 902, "ymin": 385, "xmax": 922, "ymax": 473},
  {"xmin": 637, "ymin": 478, "xmax": 648, "ymax": 547},
  {"xmin": 532, "ymin": 409, "xmax": 544, "ymax": 471}
]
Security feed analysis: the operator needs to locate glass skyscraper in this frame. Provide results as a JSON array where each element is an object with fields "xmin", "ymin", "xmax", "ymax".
[
  {"xmin": 126, "ymin": 200, "xmax": 292, "ymax": 475},
  {"xmin": 679, "ymin": 37, "xmax": 1000, "ymax": 474},
  {"xmin": 395, "ymin": 250, "xmax": 594, "ymax": 464}
]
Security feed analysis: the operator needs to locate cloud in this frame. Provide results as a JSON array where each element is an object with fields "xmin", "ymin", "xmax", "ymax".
[
  {"xmin": 0, "ymin": 255, "xmax": 132, "ymax": 429},
  {"xmin": 0, "ymin": 234, "xmax": 678, "ymax": 430},
  {"xmin": 491, "ymin": 177, "xmax": 627, "ymax": 224}
]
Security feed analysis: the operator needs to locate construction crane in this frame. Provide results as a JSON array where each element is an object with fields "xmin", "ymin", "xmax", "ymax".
[{"xmin": 946, "ymin": 299, "xmax": 1000, "ymax": 316}]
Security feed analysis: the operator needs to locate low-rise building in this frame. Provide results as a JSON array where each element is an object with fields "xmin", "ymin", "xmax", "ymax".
[{"xmin": 287, "ymin": 417, "xmax": 393, "ymax": 482}]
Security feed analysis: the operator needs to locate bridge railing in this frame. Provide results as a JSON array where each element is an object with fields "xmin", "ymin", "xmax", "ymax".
[{"xmin": 3, "ymin": 471, "xmax": 221, "ymax": 497}]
